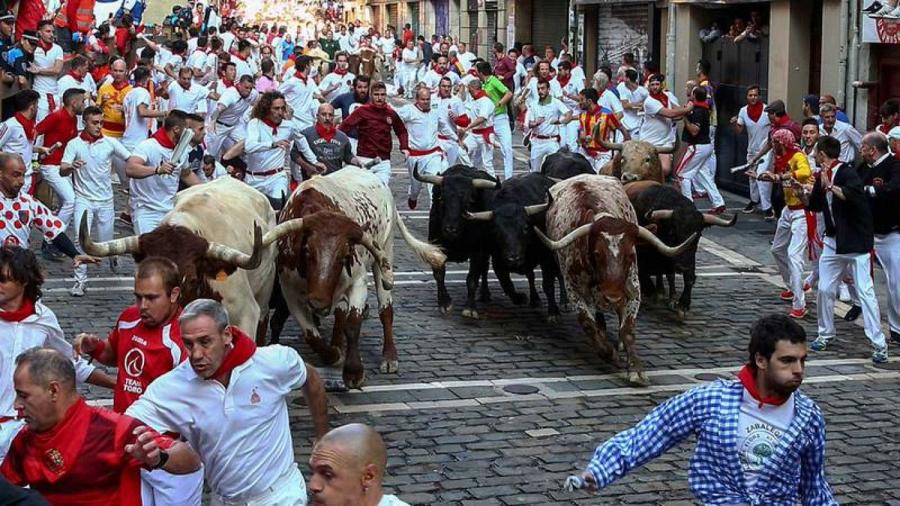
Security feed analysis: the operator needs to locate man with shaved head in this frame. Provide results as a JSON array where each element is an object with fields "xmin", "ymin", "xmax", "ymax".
[
  {"xmin": 298, "ymin": 103, "xmax": 358, "ymax": 178},
  {"xmin": 308, "ymin": 424, "xmax": 409, "ymax": 506}
]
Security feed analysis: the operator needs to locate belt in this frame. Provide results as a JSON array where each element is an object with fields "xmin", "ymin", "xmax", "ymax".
[
  {"xmin": 471, "ymin": 126, "xmax": 495, "ymax": 143},
  {"xmin": 438, "ymin": 134, "xmax": 452, "ymax": 141},
  {"xmin": 248, "ymin": 167, "xmax": 285, "ymax": 177},
  {"xmin": 533, "ymin": 134, "xmax": 560, "ymax": 141},
  {"xmin": 407, "ymin": 146, "xmax": 442, "ymax": 156},
  {"xmin": 216, "ymin": 119, "xmax": 235, "ymax": 128}
]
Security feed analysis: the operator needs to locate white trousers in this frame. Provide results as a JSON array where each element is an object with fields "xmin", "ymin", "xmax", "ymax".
[
  {"xmin": 207, "ymin": 123, "xmax": 245, "ymax": 159},
  {"xmin": 74, "ymin": 197, "xmax": 115, "ymax": 283},
  {"xmin": 805, "ymin": 212, "xmax": 826, "ymax": 287},
  {"xmin": 695, "ymin": 125, "xmax": 717, "ymax": 183},
  {"xmin": 439, "ymin": 138, "xmax": 470, "ymax": 167},
  {"xmin": 210, "ymin": 464, "xmax": 306, "ymax": 506},
  {"xmin": 141, "ymin": 467, "xmax": 204, "ymax": 506},
  {"xmin": 356, "ymin": 156, "xmax": 391, "ymax": 185},
  {"xmin": 675, "ymin": 143, "xmax": 725, "ymax": 207},
  {"xmin": 0, "ymin": 419, "xmax": 25, "ymax": 463},
  {"xmin": 36, "ymin": 92, "xmax": 55, "ymax": 122},
  {"xmin": 529, "ymin": 138, "xmax": 559, "ymax": 172},
  {"xmin": 771, "ymin": 209, "xmax": 808, "ymax": 310},
  {"xmin": 132, "ymin": 206, "xmax": 169, "ymax": 234},
  {"xmin": 578, "ymin": 149, "xmax": 612, "ymax": 174},
  {"xmin": 406, "ymin": 152, "xmax": 443, "ymax": 202},
  {"xmin": 468, "ymin": 136, "xmax": 494, "ymax": 177},
  {"xmin": 245, "ymin": 171, "xmax": 291, "ymax": 199},
  {"xmin": 755, "ymin": 152, "xmax": 774, "ymax": 211},
  {"xmin": 817, "ymin": 236, "xmax": 886, "ymax": 348},
  {"xmin": 561, "ymin": 120, "xmax": 579, "ymax": 151},
  {"xmin": 494, "ymin": 113, "xmax": 514, "ymax": 180},
  {"xmin": 39, "ymin": 164, "xmax": 75, "ymax": 236},
  {"xmin": 875, "ymin": 232, "xmax": 900, "ymax": 333}
]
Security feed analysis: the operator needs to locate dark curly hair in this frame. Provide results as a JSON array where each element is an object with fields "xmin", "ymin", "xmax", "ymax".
[
  {"xmin": 0, "ymin": 246, "xmax": 44, "ymax": 302},
  {"xmin": 252, "ymin": 91, "xmax": 286, "ymax": 121}
]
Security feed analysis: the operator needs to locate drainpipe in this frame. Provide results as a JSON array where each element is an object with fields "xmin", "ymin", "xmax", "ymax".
[
  {"xmin": 847, "ymin": 0, "xmax": 860, "ymax": 125},
  {"xmin": 837, "ymin": 0, "xmax": 850, "ymax": 109},
  {"xmin": 666, "ymin": 1, "xmax": 676, "ymax": 82}
]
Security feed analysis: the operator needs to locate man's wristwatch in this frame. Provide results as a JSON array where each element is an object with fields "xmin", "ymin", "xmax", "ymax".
[{"xmin": 153, "ymin": 449, "xmax": 170, "ymax": 470}]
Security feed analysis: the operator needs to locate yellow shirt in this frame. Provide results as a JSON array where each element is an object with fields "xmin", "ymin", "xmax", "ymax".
[
  {"xmin": 776, "ymin": 151, "xmax": 812, "ymax": 208},
  {"xmin": 96, "ymin": 81, "xmax": 132, "ymax": 138}
]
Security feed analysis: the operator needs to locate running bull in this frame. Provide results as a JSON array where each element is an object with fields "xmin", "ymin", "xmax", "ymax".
[
  {"xmin": 80, "ymin": 177, "xmax": 272, "ymax": 340},
  {"xmin": 268, "ymin": 167, "xmax": 446, "ymax": 389},
  {"xmin": 414, "ymin": 164, "xmax": 498, "ymax": 318},
  {"xmin": 541, "ymin": 150, "xmax": 595, "ymax": 180},
  {"xmin": 627, "ymin": 181, "xmax": 737, "ymax": 321},
  {"xmin": 598, "ymin": 139, "xmax": 675, "ymax": 183},
  {"xmin": 535, "ymin": 175, "xmax": 696, "ymax": 384}
]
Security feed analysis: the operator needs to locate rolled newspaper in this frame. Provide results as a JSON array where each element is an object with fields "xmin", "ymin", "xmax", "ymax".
[
  {"xmin": 730, "ymin": 159, "xmax": 761, "ymax": 174},
  {"xmin": 169, "ymin": 128, "xmax": 195, "ymax": 167}
]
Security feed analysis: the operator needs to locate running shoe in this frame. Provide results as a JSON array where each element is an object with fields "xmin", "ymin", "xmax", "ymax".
[
  {"xmin": 780, "ymin": 290, "xmax": 794, "ymax": 301},
  {"xmin": 872, "ymin": 346, "xmax": 889, "ymax": 364},
  {"xmin": 742, "ymin": 201, "xmax": 757, "ymax": 214},
  {"xmin": 809, "ymin": 336, "xmax": 831, "ymax": 351},
  {"xmin": 789, "ymin": 307, "xmax": 807, "ymax": 319}
]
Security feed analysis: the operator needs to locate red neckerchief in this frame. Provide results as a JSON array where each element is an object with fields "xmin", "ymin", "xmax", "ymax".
[
  {"xmin": 824, "ymin": 159, "xmax": 839, "ymax": 183},
  {"xmin": 80, "ymin": 130, "xmax": 103, "ymax": 144},
  {"xmin": 151, "ymin": 128, "xmax": 176, "ymax": 149},
  {"xmin": 737, "ymin": 364, "xmax": 789, "ymax": 408},
  {"xmin": 650, "ymin": 91, "xmax": 669, "ymax": 108},
  {"xmin": 467, "ymin": 68, "xmax": 479, "ymax": 78},
  {"xmin": 774, "ymin": 145, "xmax": 801, "ymax": 174},
  {"xmin": 37, "ymin": 40, "xmax": 53, "ymax": 52},
  {"xmin": 556, "ymin": 74, "xmax": 571, "ymax": 88},
  {"xmin": 691, "ymin": 100, "xmax": 710, "ymax": 109},
  {"xmin": 14, "ymin": 113, "xmax": 36, "ymax": 142},
  {"xmin": 471, "ymin": 90, "xmax": 487, "ymax": 100},
  {"xmin": 261, "ymin": 117, "xmax": 281, "ymax": 134},
  {"xmin": 294, "ymin": 70, "xmax": 307, "ymax": 81},
  {"xmin": 232, "ymin": 51, "xmax": 248, "ymax": 62},
  {"xmin": 111, "ymin": 80, "xmax": 130, "ymax": 91},
  {"xmin": 315, "ymin": 122, "xmax": 336, "ymax": 142},
  {"xmin": 333, "ymin": 67, "xmax": 348, "ymax": 76},
  {"xmin": 221, "ymin": 78, "xmax": 235, "ymax": 88},
  {"xmin": 211, "ymin": 326, "xmax": 257, "ymax": 381},
  {"xmin": 774, "ymin": 114, "xmax": 793, "ymax": 128},
  {"xmin": 747, "ymin": 102, "xmax": 764, "ymax": 122},
  {"xmin": 0, "ymin": 298, "xmax": 35, "ymax": 322},
  {"xmin": 68, "ymin": 70, "xmax": 84, "ymax": 83},
  {"xmin": 877, "ymin": 123, "xmax": 891, "ymax": 135}
]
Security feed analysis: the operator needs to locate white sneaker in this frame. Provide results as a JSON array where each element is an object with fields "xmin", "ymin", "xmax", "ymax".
[
  {"xmin": 839, "ymin": 283, "xmax": 851, "ymax": 303},
  {"xmin": 70, "ymin": 281, "xmax": 86, "ymax": 297}
]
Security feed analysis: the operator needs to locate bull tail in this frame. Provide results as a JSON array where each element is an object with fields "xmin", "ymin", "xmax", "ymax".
[{"xmin": 393, "ymin": 207, "xmax": 447, "ymax": 268}]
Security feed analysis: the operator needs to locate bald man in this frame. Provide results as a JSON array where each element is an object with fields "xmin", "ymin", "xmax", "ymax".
[
  {"xmin": 298, "ymin": 103, "xmax": 359, "ymax": 178},
  {"xmin": 307, "ymin": 424, "xmax": 409, "ymax": 506}
]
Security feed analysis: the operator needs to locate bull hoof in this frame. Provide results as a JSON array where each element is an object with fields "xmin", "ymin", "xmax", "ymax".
[
  {"xmin": 321, "ymin": 346, "xmax": 344, "ymax": 367},
  {"xmin": 625, "ymin": 370, "xmax": 649, "ymax": 387},
  {"xmin": 546, "ymin": 314, "xmax": 560, "ymax": 324},
  {"xmin": 666, "ymin": 299, "xmax": 679, "ymax": 311},
  {"xmin": 461, "ymin": 308, "xmax": 480, "ymax": 319},
  {"xmin": 323, "ymin": 378, "xmax": 349, "ymax": 392},
  {"xmin": 343, "ymin": 369, "xmax": 367, "ymax": 390},
  {"xmin": 439, "ymin": 303, "xmax": 453, "ymax": 315},
  {"xmin": 675, "ymin": 308, "xmax": 686, "ymax": 322},
  {"xmin": 511, "ymin": 292, "xmax": 527, "ymax": 305},
  {"xmin": 379, "ymin": 359, "xmax": 400, "ymax": 374}
]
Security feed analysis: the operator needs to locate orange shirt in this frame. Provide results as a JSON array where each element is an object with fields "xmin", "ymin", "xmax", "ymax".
[
  {"xmin": 580, "ymin": 106, "xmax": 621, "ymax": 155},
  {"xmin": 96, "ymin": 81, "xmax": 132, "ymax": 137}
]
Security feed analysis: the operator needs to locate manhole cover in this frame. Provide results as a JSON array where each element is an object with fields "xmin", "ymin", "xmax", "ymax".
[
  {"xmin": 872, "ymin": 361, "xmax": 900, "ymax": 371},
  {"xmin": 503, "ymin": 384, "xmax": 539, "ymax": 395},
  {"xmin": 695, "ymin": 373, "xmax": 729, "ymax": 381}
]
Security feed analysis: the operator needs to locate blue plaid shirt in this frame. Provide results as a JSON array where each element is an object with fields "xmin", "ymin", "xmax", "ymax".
[{"xmin": 586, "ymin": 379, "xmax": 837, "ymax": 505}]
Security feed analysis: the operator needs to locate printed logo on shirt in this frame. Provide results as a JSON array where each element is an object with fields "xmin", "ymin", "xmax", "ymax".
[
  {"xmin": 124, "ymin": 348, "xmax": 146, "ymax": 377},
  {"xmin": 44, "ymin": 448, "xmax": 64, "ymax": 473},
  {"xmin": 250, "ymin": 387, "xmax": 261, "ymax": 405},
  {"xmin": 739, "ymin": 422, "xmax": 784, "ymax": 472}
]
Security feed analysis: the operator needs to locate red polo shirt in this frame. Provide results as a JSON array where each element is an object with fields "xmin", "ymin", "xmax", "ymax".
[{"xmin": 35, "ymin": 108, "xmax": 79, "ymax": 166}]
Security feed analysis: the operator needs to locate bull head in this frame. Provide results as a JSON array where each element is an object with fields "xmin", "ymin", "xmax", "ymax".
[
  {"xmin": 79, "ymin": 212, "xmax": 264, "ymax": 270},
  {"xmin": 533, "ymin": 217, "xmax": 697, "ymax": 257},
  {"xmin": 463, "ymin": 203, "xmax": 547, "ymax": 222}
]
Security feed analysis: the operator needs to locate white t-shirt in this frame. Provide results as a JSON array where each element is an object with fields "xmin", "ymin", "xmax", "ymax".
[
  {"xmin": 432, "ymin": 95, "xmax": 466, "ymax": 140},
  {"xmin": 220, "ymin": 32, "xmax": 236, "ymax": 53},
  {"xmin": 215, "ymin": 87, "xmax": 258, "ymax": 127},
  {"xmin": 737, "ymin": 105, "xmax": 771, "ymax": 158},
  {"xmin": 0, "ymin": 116, "xmax": 34, "ymax": 175},
  {"xmin": 128, "ymin": 136, "xmax": 191, "ymax": 212},
  {"xmin": 525, "ymin": 98, "xmax": 569, "ymax": 138},
  {"xmin": 168, "ymin": 83, "xmax": 210, "ymax": 114},
  {"xmin": 32, "ymin": 43, "xmax": 63, "ymax": 95},
  {"xmin": 123, "ymin": 87, "xmax": 153, "ymax": 148},
  {"xmin": 616, "ymin": 83, "xmax": 649, "ymax": 132},
  {"xmin": 62, "ymin": 136, "xmax": 131, "ymax": 201},
  {"xmin": 233, "ymin": 55, "xmax": 255, "ymax": 81},
  {"xmin": 396, "ymin": 104, "xmax": 440, "ymax": 151},
  {"xmin": 525, "ymin": 77, "xmax": 562, "ymax": 105},
  {"xmin": 736, "ymin": 388, "xmax": 795, "ymax": 491},
  {"xmin": 126, "ymin": 345, "xmax": 308, "ymax": 500},
  {"xmin": 467, "ymin": 96, "xmax": 495, "ymax": 129},
  {"xmin": 278, "ymin": 74, "xmax": 318, "ymax": 128},
  {"xmin": 377, "ymin": 495, "xmax": 410, "ymax": 506},
  {"xmin": 318, "ymin": 71, "xmax": 355, "ymax": 102},
  {"xmin": 554, "ymin": 76, "xmax": 584, "ymax": 113},
  {"xmin": 640, "ymin": 92, "xmax": 679, "ymax": 145},
  {"xmin": 599, "ymin": 89, "xmax": 624, "ymax": 117},
  {"xmin": 186, "ymin": 49, "xmax": 208, "ymax": 74},
  {"xmin": 377, "ymin": 36, "xmax": 395, "ymax": 56}
]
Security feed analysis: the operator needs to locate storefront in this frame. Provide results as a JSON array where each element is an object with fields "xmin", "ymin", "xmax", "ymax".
[
  {"xmin": 574, "ymin": 0, "xmax": 659, "ymax": 78},
  {"xmin": 862, "ymin": 0, "xmax": 900, "ymax": 129}
]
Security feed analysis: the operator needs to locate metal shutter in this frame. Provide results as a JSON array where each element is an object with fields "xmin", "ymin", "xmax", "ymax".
[
  {"xmin": 595, "ymin": 3, "xmax": 650, "ymax": 68},
  {"xmin": 408, "ymin": 2, "xmax": 420, "ymax": 36},
  {"xmin": 530, "ymin": 0, "xmax": 568, "ymax": 51}
]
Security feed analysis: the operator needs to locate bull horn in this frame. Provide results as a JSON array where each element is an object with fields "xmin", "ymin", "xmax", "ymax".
[
  {"xmin": 646, "ymin": 209, "xmax": 674, "ymax": 222},
  {"xmin": 653, "ymin": 144, "xmax": 676, "ymax": 154},
  {"xmin": 533, "ymin": 223, "xmax": 593, "ymax": 251},
  {"xmin": 472, "ymin": 178, "xmax": 499, "ymax": 190},
  {"xmin": 262, "ymin": 218, "xmax": 306, "ymax": 246},
  {"xmin": 637, "ymin": 227, "xmax": 698, "ymax": 257},
  {"xmin": 464, "ymin": 210, "xmax": 494, "ymax": 221},
  {"xmin": 598, "ymin": 137, "xmax": 624, "ymax": 152},
  {"xmin": 358, "ymin": 233, "xmax": 393, "ymax": 290},
  {"xmin": 524, "ymin": 203, "xmax": 549, "ymax": 216},
  {"xmin": 703, "ymin": 213, "xmax": 738, "ymax": 227},
  {"xmin": 547, "ymin": 177, "xmax": 563, "ymax": 183},
  {"xmin": 206, "ymin": 222, "xmax": 263, "ymax": 270},
  {"xmin": 79, "ymin": 211, "xmax": 140, "ymax": 256},
  {"xmin": 413, "ymin": 165, "xmax": 443, "ymax": 186}
]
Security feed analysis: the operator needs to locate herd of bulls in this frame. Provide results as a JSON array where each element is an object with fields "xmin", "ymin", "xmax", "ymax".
[{"xmin": 78, "ymin": 140, "xmax": 737, "ymax": 388}]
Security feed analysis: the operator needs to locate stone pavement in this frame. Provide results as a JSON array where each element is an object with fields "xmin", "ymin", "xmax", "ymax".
[{"xmin": 30, "ymin": 129, "xmax": 900, "ymax": 505}]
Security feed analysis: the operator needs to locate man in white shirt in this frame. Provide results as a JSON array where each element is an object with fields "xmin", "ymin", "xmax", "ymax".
[
  {"xmin": 318, "ymin": 52, "xmax": 355, "ymax": 102},
  {"xmin": 396, "ymin": 87, "xmax": 448, "ymax": 209},
  {"xmin": 519, "ymin": 61, "xmax": 561, "ymax": 107},
  {"xmin": 208, "ymin": 75, "xmax": 258, "ymax": 158},
  {"xmin": 432, "ymin": 77, "xmax": 471, "ymax": 167},
  {"xmin": 421, "ymin": 54, "xmax": 460, "ymax": 92},
  {"xmin": 819, "ymin": 103, "xmax": 862, "ymax": 164},
  {"xmin": 461, "ymin": 80, "xmax": 498, "ymax": 176},
  {"xmin": 63, "ymin": 106, "xmax": 132, "ymax": 295},
  {"xmin": 232, "ymin": 39, "xmax": 257, "ymax": 80},
  {"xmin": 641, "ymin": 74, "xmax": 689, "ymax": 176},
  {"xmin": 594, "ymin": 69, "xmax": 625, "ymax": 125},
  {"xmin": 616, "ymin": 68, "xmax": 648, "ymax": 141},
  {"xmin": 732, "ymin": 85, "xmax": 771, "ymax": 214},
  {"xmin": 57, "ymin": 55, "xmax": 95, "ymax": 110},
  {"xmin": 525, "ymin": 79, "xmax": 573, "ymax": 172},
  {"xmin": 219, "ymin": 22, "xmax": 237, "ymax": 54},
  {"xmin": 244, "ymin": 91, "xmax": 322, "ymax": 208},
  {"xmin": 552, "ymin": 61, "xmax": 583, "ymax": 151},
  {"xmin": 28, "ymin": 22, "xmax": 64, "ymax": 121},
  {"xmin": 123, "ymin": 67, "xmax": 167, "ymax": 153},
  {"xmin": 186, "ymin": 35, "xmax": 211, "ymax": 84},
  {"xmin": 125, "ymin": 110, "xmax": 204, "ymax": 234},
  {"xmin": 167, "ymin": 67, "xmax": 215, "ymax": 114},
  {"xmin": 279, "ymin": 55, "xmax": 321, "ymax": 131},
  {"xmin": 126, "ymin": 298, "xmax": 328, "ymax": 506},
  {"xmin": 308, "ymin": 424, "xmax": 410, "ymax": 506},
  {"xmin": 0, "ymin": 90, "xmax": 44, "ymax": 196},
  {"xmin": 456, "ymin": 42, "xmax": 476, "ymax": 72}
]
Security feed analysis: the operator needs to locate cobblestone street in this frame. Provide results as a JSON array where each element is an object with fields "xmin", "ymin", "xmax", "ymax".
[{"xmin": 37, "ymin": 140, "xmax": 900, "ymax": 505}]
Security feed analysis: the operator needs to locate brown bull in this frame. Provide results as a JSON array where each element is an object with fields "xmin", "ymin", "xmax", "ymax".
[{"xmin": 598, "ymin": 139, "xmax": 675, "ymax": 183}]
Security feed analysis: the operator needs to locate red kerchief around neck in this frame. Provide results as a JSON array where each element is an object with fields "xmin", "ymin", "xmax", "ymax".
[
  {"xmin": 737, "ymin": 364, "xmax": 789, "ymax": 408},
  {"xmin": 211, "ymin": 326, "xmax": 257, "ymax": 381}
]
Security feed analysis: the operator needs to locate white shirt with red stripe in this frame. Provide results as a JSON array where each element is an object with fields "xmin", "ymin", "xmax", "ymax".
[
  {"xmin": 0, "ymin": 194, "xmax": 65, "ymax": 248},
  {"xmin": 432, "ymin": 95, "xmax": 466, "ymax": 141},
  {"xmin": 396, "ymin": 104, "xmax": 441, "ymax": 153},
  {"xmin": 107, "ymin": 306, "xmax": 186, "ymax": 413},
  {"xmin": 0, "ymin": 117, "xmax": 34, "ymax": 176}
]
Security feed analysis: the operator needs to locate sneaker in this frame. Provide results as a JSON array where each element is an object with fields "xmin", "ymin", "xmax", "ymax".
[
  {"xmin": 789, "ymin": 307, "xmax": 807, "ymax": 319},
  {"xmin": 70, "ymin": 281, "xmax": 86, "ymax": 297},
  {"xmin": 863, "ymin": 1, "xmax": 883, "ymax": 13},
  {"xmin": 890, "ymin": 330, "xmax": 900, "ymax": 345},
  {"xmin": 711, "ymin": 205, "xmax": 727, "ymax": 215},
  {"xmin": 407, "ymin": 198, "xmax": 417, "ymax": 210},
  {"xmin": 809, "ymin": 336, "xmax": 831, "ymax": 351},
  {"xmin": 887, "ymin": 6, "xmax": 900, "ymax": 18},
  {"xmin": 742, "ymin": 201, "xmax": 757, "ymax": 214},
  {"xmin": 843, "ymin": 305, "xmax": 862, "ymax": 322},
  {"xmin": 803, "ymin": 281, "xmax": 812, "ymax": 292},
  {"xmin": 872, "ymin": 346, "xmax": 889, "ymax": 364},
  {"xmin": 780, "ymin": 290, "xmax": 794, "ymax": 301},
  {"xmin": 763, "ymin": 209, "xmax": 776, "ymax": 222}
]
